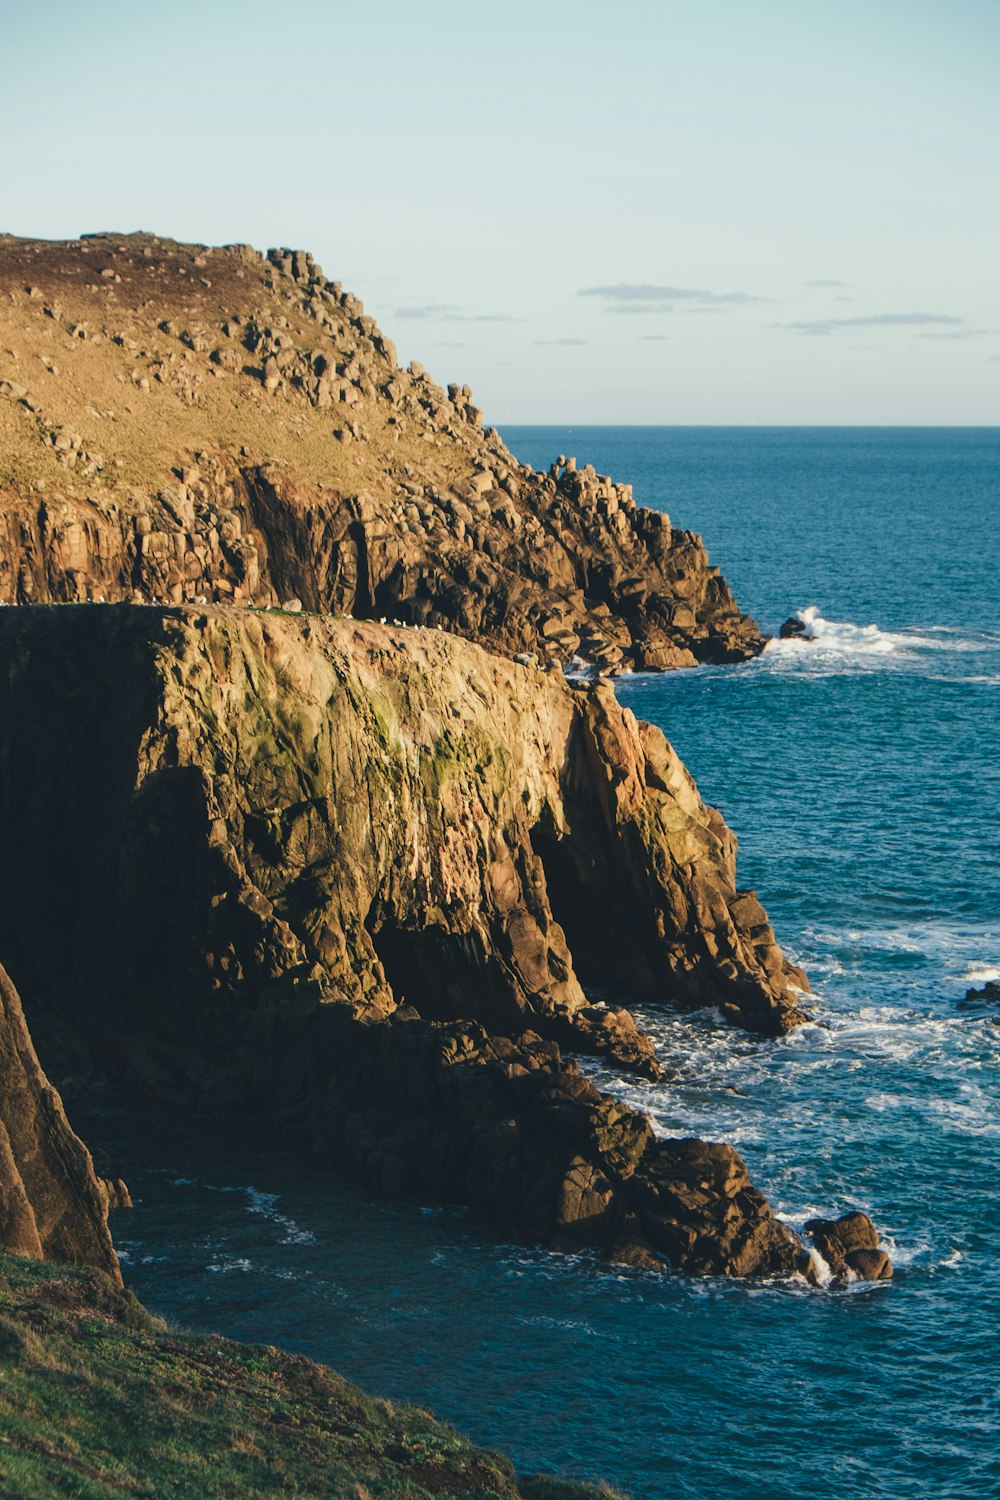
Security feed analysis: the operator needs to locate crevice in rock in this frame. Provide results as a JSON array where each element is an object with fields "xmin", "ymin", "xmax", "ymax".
[
  {"xmin": 529, "ymin": 795, "xmax": 662, "ymax": 1008},
  {"xmin": 364, "ymin": 910, "xmax": 526, "ymax": 1033}
]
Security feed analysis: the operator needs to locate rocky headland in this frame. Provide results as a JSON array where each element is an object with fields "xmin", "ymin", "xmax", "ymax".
[
  {"xmin": 0, "ymin": 233, "xmax": 760, "ymax": 672},
  {"xmin": 0, "ymin": 603, "xmax": 820, "ymax": 1275}
]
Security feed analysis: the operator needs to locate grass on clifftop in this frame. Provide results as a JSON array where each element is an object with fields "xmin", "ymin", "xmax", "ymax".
[{"xmin": 0, "ymin": 1256, "xmax": 626, "ymax": 1500}]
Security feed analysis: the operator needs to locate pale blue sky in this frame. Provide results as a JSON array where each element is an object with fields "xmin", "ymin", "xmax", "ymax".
[{"xmin": 3, "ymin": 0, "xmax": 998, "ymax": 422}]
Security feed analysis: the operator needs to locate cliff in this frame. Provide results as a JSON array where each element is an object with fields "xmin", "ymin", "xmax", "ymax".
[
  {"xmin": 0, "ymin": 603, "xmax": 822, "ymax": 1278},
  {"xmin": 0, "ymin": 604, "xmax": 805, "ymax": 1056},
  {"xmin": 0, "ymin": 232, "xmax": 761, "ymax": 672},
  {"xmin": 0, "ymin": 964, "xmax": 120, "ymax": 1280}
]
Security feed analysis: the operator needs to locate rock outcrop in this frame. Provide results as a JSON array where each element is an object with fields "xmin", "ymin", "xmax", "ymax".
[
  {"xmin": 0, "ymin": 604, "xmax": 806, "ymax": 1079},
  {"xmin": 960, "ymin": 978, "xmax": 1000, "ymax": 1010},
  {"xmin": 0, "ymin": 603, "xmax": 826, "ymax": 1279},
  {"xmin": 804, "ymin": 1211, "xmax": 893, "ymax": 1283},
  {"xmin": 0, "ymin": 964, "xmax": 120, "ymax": 1280},
  {"xmin": 0, "ymin": 233, "xmax": 762, "ymax": 672},
  {"xmin": 296, "ymin": 1006, "xmax": 806, "ymax": 1278}
]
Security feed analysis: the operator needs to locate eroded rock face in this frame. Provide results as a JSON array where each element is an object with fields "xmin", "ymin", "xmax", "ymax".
[
  {"xmin": 0, "ymin": 604, "xmax": 806, "ymax": 1086},
  {"xmin": 0, "ymin": 234, "xmax": 763, "ymax": 671},
  {"xmin": 0, "ymin": 964, "xmax": 120, "ymax": 1281}
]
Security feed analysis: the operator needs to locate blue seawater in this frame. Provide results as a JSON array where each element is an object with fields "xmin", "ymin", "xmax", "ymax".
[{"xmin": 73, "ymin": 429, "xmax": 1000, "ymax": 1500}]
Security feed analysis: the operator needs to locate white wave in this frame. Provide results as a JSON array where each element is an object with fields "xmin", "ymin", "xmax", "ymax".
[
  {"xmin": 244, "ymin": 1187, "xmax": 317, "ymax": 1246},
  {"xmin": 759, "ymin": 605, "xmax": 981, "ymax": 673},
  {"xmin": 961, "ymin": 963, "xmax": 1000, "ymax": 985},
  {"xmin": 926, "ymin": 1096, "xmax": 1000, "ymax": 1137},
  {"xmin": 206, "ymin": 1255, "xmax": 254, "ymax": 1274}
]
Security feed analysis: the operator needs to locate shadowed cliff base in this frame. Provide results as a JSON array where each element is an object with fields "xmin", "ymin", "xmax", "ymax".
[{"xmin": 0, "ymin": 233, "xmax": 762, "ymax": 673}]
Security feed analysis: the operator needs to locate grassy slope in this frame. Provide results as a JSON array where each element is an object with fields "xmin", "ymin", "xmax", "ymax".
[
  {"xmin": 0, "ymin": 232, "xmax": 474, "ymax": 502},
  {"xmin": 0, "ymin": 1257, "xmax": 623, "ymax": 1500}
]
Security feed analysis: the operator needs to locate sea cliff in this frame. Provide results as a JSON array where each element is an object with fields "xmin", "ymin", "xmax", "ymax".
[{"xmin": 0, "ymin": 604, "xmax": 818, "ymax": 1277}]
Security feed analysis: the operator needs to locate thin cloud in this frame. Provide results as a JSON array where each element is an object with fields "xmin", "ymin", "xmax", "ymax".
[
  {"xmin": 395, "ymin": 303, "xmax": 457, "ymax": 319},
  {"xmin": 640, "ymin": 334, "xmax": 670, "ymax": 341},
  {"xmin": 778, "ymin": 313, "xmax": 965, "ymax": 336},
  {"xmin": 533, "ymin": 337, "xmax": 587, "ymax": 346},
  {"xmin": 579, "ymin": 282, "xmax": 763, "ymax": 313},
  {"xmin": 916, "ymin": 328, "xmax": 995, "ymax": 341},
  {"xmin": 802, "ymin": 278, "xmax": 850, "ymax": 288},
  {"xmin": 395, "ymin": 304, "xmax": 520, "ymax": 323}
]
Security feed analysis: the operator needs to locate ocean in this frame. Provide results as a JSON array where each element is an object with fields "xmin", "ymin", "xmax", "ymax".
[{"xmin": 72, "ymin": 427, "xmax": 1000, "ymax": 1499}]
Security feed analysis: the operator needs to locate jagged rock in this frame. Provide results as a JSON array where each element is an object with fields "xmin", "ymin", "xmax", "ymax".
[
  {"xmin": 960, "ymin": 978, "xmax": 1000, "ymax": 1010},
  {"xmin": 0, "ymin": 963, "xmax": 121, "ymax": 1280},
  {"xmin": 0, "ymin": 232, "xmax": 764, "ymax": 668},
  {"xmin": 299, "ymin": 1005, "xmax": 808, "ymax": 1278},
  {"xmin": 779, "ymin": 616, "xmax": 812, "ymax": 640}
]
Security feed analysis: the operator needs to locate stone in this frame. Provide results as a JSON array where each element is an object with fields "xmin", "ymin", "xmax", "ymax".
[
  {"xmin": 804, "ymin": 1211, "xmax": 892, "ymax": 1281},
  {"xmin": 779, "ymin": 616, "xmax": 811, "ymax": 640},
  {"xmin": 961, "ymin": 978, "xmax": 1000, "ymax": 1009}
]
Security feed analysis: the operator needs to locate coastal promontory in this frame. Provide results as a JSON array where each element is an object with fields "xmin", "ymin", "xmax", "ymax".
[{"xmin": 0, "ymin": 233, "xmax": 760, "ymax": 672}]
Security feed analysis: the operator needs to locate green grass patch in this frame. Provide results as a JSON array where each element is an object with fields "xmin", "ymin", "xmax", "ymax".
[{"xmin": 0, "ymin": 1257, "xmax": 625, "ymax": 1499}]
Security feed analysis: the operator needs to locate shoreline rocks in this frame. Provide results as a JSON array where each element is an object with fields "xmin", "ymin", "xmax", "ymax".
[
  {"xmin": 297, "ymin": 1005, "xmax": 810, "ymax": 1279},
  {"xmin": 0, "ymin": 964, "xmax": 121, "ymax": 1280}
]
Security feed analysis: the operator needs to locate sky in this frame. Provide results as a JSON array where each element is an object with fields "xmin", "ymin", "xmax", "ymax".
[{"xmin": 3, "ymin": 0, "xmax": 998, "ymax": 424}]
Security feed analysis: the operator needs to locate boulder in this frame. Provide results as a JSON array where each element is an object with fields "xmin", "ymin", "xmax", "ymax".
[{"xmin": 805, "ymin": 1211, "xmax": 892, "ymax": 1282}]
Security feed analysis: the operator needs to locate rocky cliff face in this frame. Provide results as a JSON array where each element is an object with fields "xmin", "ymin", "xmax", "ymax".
[
  {"xmin": 0, "ymin": 964, "xmax": 120, "ymax": 1279},
  {"xmin": 0, "ymin": 604, "xmax": 805, "ymax": 1067},
  {"xmin": 0, "ymin": 604, "xmax": 819, "ymax": 1277},
  {"xmin": 0, "ymin": 233, "xmax": 762, "ymax": 671}
]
